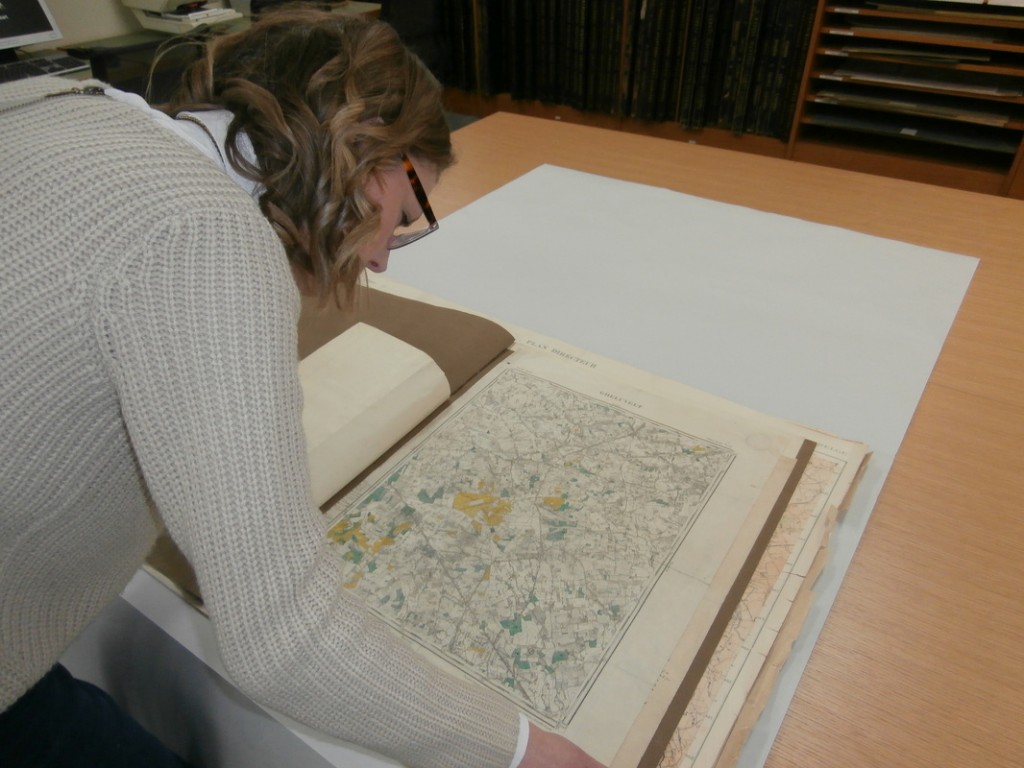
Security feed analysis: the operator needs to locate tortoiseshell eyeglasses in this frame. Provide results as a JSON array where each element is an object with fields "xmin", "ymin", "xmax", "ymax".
[{"xmin": 389, "ymin": 153, "xmax": 439, "ymax": 249}]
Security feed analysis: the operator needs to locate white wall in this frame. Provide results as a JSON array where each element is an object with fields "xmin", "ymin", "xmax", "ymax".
[{"xmin": 43, "ymin": 0, "xmax": 138, "ymax": 47}]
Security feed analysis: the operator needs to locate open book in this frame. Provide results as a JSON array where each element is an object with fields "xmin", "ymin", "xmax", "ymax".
[{"xmin": 147, "ymin": 275, "xmax": 869, "ymax": 768}]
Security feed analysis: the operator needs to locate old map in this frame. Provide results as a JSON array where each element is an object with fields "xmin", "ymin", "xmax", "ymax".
[{"xmin": 326, "ymin": 365, "xmax": 736, "ymax": 726}]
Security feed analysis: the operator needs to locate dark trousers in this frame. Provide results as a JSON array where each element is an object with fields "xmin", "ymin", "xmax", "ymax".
[{"xmin": 0, "ymin": 664, "xmax": 195, "ymax": 767}]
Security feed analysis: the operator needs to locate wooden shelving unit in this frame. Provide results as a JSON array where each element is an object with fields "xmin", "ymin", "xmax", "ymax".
[
  {"xmin": 437, "ymin": 0, "xmax": 1024, "ymax": 197},
  {"xmin": 788, "ymin": 0, "xmax": 1024, "ymax": 196}
]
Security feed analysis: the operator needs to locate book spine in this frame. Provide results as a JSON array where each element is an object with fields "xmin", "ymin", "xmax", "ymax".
[
  {"xmin": 730, "ymin": 0, "xmax": 768, "ymax": 134},
  {"xmin": 630, "ymin": 0, "xmax": 659, "ymax": 119}
]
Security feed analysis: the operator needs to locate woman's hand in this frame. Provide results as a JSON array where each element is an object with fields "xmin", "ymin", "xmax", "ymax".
[{"xmin": 519, "ymin": 722, "xmax": 607, "ymax": 768}]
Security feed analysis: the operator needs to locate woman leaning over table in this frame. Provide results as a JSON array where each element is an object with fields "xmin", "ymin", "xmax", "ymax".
[{"xmin": 0, "ymin": 7, "xmax": 604, "ymax": 768}]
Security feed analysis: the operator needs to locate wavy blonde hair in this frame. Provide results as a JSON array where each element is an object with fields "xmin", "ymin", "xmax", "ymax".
[{"xmin": 163, "ymin": 6, "xmax": 454, "ymax": 302}]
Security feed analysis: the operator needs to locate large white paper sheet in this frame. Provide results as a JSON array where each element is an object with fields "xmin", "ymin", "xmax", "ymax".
[{"xmin": 387, "ymin": 164, "xmax": 978, "ymax": 766}]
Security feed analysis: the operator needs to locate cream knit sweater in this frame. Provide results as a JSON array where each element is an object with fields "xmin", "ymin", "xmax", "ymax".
[{"xmin": 0, "ymin": 77, "xmax": 519, "ymax": 767}]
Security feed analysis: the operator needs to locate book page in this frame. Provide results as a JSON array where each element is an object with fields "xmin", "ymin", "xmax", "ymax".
[{"xmin": 300, "ymin": 323, "xmax": 449, "ymax": 507}]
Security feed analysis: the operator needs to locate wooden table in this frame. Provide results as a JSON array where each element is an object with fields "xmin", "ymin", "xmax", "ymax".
[{"xmin": 431, "ymin": 113, "xmax": 1024, "ymax": 768}]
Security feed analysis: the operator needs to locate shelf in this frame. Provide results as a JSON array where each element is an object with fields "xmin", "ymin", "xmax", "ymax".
[
  {"xmin": 821, "ymin": 22, "xmax": 1024, "ymax": 54},
  {"xmin": 438, "ymin": 0, "xmax": 1024, "ymax": 197},
  {"xmin": 791, "ymin": 0, "xmax": 1024, "ymax": 195},
  {"xmin": 814, "ymin": 66, "xmax": 1024, "ymax": 99},
  {"xmin": 827, "ymin": 2, "xmax": 1024, "ymax": 29},
  {"xmin": 816, "ymin": 46, "xmax": 1024, "ymax": 79},
  {"xmin": 808, "ymin": 88, "xmax": 1023, "ymax": 126},
  {"xmin": 801, "ymin": 109, "xmax": 1019, "ymax": 152}
]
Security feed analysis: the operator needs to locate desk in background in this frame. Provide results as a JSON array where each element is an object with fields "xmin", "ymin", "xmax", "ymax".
[{"xmin": 65, "ymin": 112, "xmax": 1024, "ymax": 768}]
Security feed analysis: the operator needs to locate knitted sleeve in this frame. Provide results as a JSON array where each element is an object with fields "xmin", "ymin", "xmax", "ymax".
[{"xmin": 96, "ymin": 206, "xmax": 521, "ymax": 768}]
